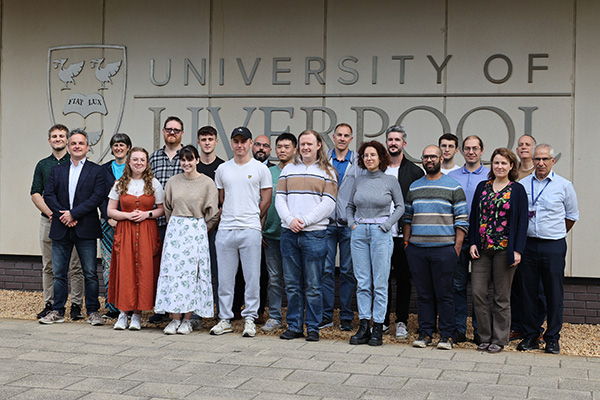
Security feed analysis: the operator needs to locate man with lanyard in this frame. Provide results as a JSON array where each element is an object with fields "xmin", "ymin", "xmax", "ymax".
[
  {"xmin": 322, "ymin": 122, "xmax": 358, "ymax": 331},
  {"xmin": 448, "ymin": 135, "xmax": 490, "ymax": 344},
  {"xmin": 383, "ymin": 125, "xmax": 424, "ymax": 338},
  {"xmin": 517, "ymin": 144, "xmax": 578, "ymax": 354}
]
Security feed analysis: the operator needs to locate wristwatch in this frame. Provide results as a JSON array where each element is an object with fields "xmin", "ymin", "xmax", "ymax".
[{"xmin": 148, "ymin": 211, "xmax": 153, "ymax": 218}]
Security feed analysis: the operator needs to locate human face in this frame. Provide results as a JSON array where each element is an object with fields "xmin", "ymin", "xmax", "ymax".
[
  {"xmin": 492, "ymin": 154, "xmax": 513, "ymax": 181},
  {"xmin": 48, "ymin": 129, "xmax": 68, "ymax": 152},
  {"xmin": 111, "ymin": 142, "xmax": 130, "ymax": 162},
  {"xmin": 533, "ymin": 146, "xmax": 555, "ymax": 180},
  {"xmin": 67, "ymin": 133, "xmax": 89, "ymax": 162},
  {"xmin": 180, "ymin": 155, "xmax": 199, "ymax": 174},
  {"xmin": 197, "ymin": 134, "xmax": 217, "ymax": 155},
  {"xmin": 299, "ymin": 133, "xmax": 321, "ymax": 165},
  {"xmin": 386, "ymin": 131, "xmax": 406, "ymax": 157},
  {"xmin": 163, "ymin": 120, "xmax": 183, "ymax": 146},
  {"xmin": 231, "ymin": 136, "xmax": 252, "ymax": 158},
  {"xmin": 333, "ymin": 125, "xmax": 353, "ymax": 153},
  {"xmin": 421, "ymin": 146, "xmax": 442, "ymax": 175},
  {"xmin": 462, "ymin": 138, "xmax": 483, "ymax": 166},
  {"xmin": 129, "ymin": 151, "xmax": 147, "ymax": 177},
  {"xmin": 275, "ymin": 139, "xmax": 297, "ymax": 164},
  {"xmin": 517, "ymin": 135, "xmax": 535, "ymax": 161},
  {"xmin": 252, "ymin": 135, "xmax": 271, "ymax": 162},
  {"xmin": 440, "ymin": 139, "xmax": 458, "ymax": 162},
  {"xmin": 362, "ymin": 146, "xmax": 380, "ymax": 172}
]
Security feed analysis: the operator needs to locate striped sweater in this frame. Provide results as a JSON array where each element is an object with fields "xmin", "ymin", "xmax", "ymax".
[{"xmin": 402, "ymin": 174, "xmax": 469, "ymax": 247}]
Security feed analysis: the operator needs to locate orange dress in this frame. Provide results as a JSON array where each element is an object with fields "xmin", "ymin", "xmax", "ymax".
[{"xmin": 108, "ymin": 194, "xmax": 161, "ymax": 311}]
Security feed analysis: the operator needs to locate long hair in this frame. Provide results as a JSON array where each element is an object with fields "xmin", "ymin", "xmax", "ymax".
[
  {"xmin": 297, "ymin": 130, "xmax": 336, "ymax": 181},
  {"xmin": 488, "ymin": 147, "xmax": 519, "ymax": 182},
  {"xmin": 116, "ymin": 147, "xmax": 155, "ymax": 196}
]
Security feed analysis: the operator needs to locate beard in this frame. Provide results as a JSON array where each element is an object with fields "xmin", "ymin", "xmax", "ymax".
[
  {"xmin": 253, "ymin": 152, "xmax": 268, "ymax": 162},
  {"xmin": 388, "ymin": 147, "xmax": 401, "ymax": 157},
  {"xmin": 425, "ymin": 161, "xmax": 441, "ymax": 175}
]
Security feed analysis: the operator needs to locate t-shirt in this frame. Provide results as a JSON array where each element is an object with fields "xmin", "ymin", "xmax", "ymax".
[
  {"xmin": 215, "ymin": 158, "xmax": 271, "ymax": 230},
  {"xmin": 197, "ymin": 156, "xmax": 225, "ymax": 181},
  {"xmin": 441, "ymin": 165, "xmax": 461, "ymax": 175},
  {"xmin": 108, "ymin": 178, "xmax": 164, "ymax": 204},
  {"xmin": 385, "ymin": 166, "xmax": 400, "ymax": 237}
]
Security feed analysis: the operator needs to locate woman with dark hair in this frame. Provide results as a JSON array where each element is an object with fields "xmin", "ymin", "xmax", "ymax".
[
  {"xmin": 100, "ymin": 133, "xmax": 132, "ymax": 319},
  {"xmin": 347, "ymin": 141, "xmax": 404, "ymax": 346},
  {"xmin": 469, "ymin": 148, "xmax": 528, "ymax": 353},
  {"xmin": 107, "ymin": 147, "xmax": 164, "ymax": 330},
  {"xmin": 155, "ymin": 145, "xmax": 219, "ymax": 335}
]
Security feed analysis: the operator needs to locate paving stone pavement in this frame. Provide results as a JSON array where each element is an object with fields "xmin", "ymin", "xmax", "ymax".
[{"xmin": 1, "ymin": 318, "xmax": 600, "ymax": 399}]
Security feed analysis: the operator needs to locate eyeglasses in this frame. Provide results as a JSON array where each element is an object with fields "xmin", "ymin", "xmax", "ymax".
[
  {"xmin": 164, "ymin": 128, "xmax": 183, "ymax": 134},
  {"xmin": 533, "ymin": 157, "xmax": 553, "ymax": 163},
  {"xmin": 362, "ymin": 153, "xmax": 378, "ymax": 159},
  {"xmin": 421, "ymin": 155, "xmax": 439, "ymax": 161},
  {"xmin": 254, "ymin": 143, "xmax": 271, "ymax": 149},
  {"xmin": 463, "ymin": 146, "xmax": 481, "ymax": 153}
]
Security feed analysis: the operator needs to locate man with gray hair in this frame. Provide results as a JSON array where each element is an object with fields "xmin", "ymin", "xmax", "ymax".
[
  {"xmin": 517, "ymin": 144, "xmax": 578, "ymax": 354},
  {"xmin": 383, "ymin": 125, "xmax": 424, "ymax": 338}
]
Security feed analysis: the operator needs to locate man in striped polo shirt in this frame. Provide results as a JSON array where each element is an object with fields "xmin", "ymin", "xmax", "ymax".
[{"xmin": 402, "ymin": 145, "xmax": 469, "ymax": 350}]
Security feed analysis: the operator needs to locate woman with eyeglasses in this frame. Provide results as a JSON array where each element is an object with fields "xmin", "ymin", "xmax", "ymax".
[
  {"xmin": 469, "ymin": 148, "xmax": 528, "ymax": 353},
  {"xmin": 347, "ymin": 141, "xmax": 404, "ymax": 346}
]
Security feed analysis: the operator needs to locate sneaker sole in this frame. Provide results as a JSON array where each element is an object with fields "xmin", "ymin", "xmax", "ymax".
[
  {"xmin": 396, "ymin": 333, "xmax": 408, "ymax": 339},
  {"xmin": 437, "ymin": 344, "xmax": 453, "ymax": 350},
  {"xmin": 210, "ymin": 329, "xmax": 233, "ymax": 335},
  {"xmin": 128, "ymin": 325, "xmax": 141, "ymax": 331},
  {"xmin": 39, "ymin": 319, "xmax": 64, "ymax": 324},
  {"xmin": 88, "ymin": 321, "xmax": 104, "ymax": 326},
  {"xmin": 318, "ymin": 323, "xmax": 333, "ymax": 330},
  {"xmin": 113, "ymin": 324, "xmax": 127, "ymax": 330},
  {"xmin": 412, "ymin": 341, "xmax": 431, "ymax": 348},
  {"xmin": 242, "ymin": 331, "xmax": 256, "ymax": 337}
]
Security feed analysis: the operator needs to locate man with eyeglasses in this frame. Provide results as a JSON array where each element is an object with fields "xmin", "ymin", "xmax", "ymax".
[
  {"xmin": 252, "ymin": 135, "xmax": 274, "ymax": 167},
  {"xmin": 403, "ymin": 145, "xmax": 468, "ymax": 350},
  {"xmin": 148, "ymin": 116, "xmax": 184, "ymax": 324},
  {"xmin": 517, "ymin": 144, "xmax": 578, "ymax": 355},
  {"xmin": 448, "ymin": 135, "xmax": 490, "ymax": 344}
]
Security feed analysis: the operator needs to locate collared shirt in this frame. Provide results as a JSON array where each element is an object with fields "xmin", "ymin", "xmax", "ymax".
[
  {"xmin": 448, "ymin": 163, "xmax": 490, "ymax": 215},
  {"xmin": 521, "ymin": 171, "xmax": 579, "ymax": 240},
  {"xmin": 331, "ymin": 150, "xmax": 352, "ymax": 184},
  {"xmin": 31, "ymin": 153, "xmax": 71, "ymax": 196},
  {"xmin": 68, "ymin": 158, "xmax": 86, "ymax": 209},
  {"xmin": 150, "ymin": 146, "xmax": 183, "ymax": 226}
]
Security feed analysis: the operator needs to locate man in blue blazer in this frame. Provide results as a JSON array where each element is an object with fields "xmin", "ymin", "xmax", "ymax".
[{"xmin": 40, "ymin": 129, "xmax": 107, "ymax": 325}]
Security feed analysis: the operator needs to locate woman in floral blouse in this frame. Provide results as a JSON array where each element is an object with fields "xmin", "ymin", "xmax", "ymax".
[{"xmin": 468, "ymin": 148, "xmax": 528, "ymax": 353}]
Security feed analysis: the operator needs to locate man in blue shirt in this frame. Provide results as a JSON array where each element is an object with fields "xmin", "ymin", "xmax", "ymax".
[
  {"xmin": 517, "ymin": 144, "xmax": 578, "ymax": 354},
  {"xmin": 448, "ymin": 135, "xmax": 490, "ymax": 343}
]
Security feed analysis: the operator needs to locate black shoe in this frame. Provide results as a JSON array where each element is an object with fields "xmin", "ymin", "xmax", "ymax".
[
  {"xmin": 148, "ymin": 312, "xmax": 169, "ymax": 324},
  {"xmin": 454, "ymin": 330, "xmax": 467, "ymax": 343},
  {"xmin": 306, "ymin": 331, "xmax": 319, "ymax": 342},
  {"xmin": 70, "ymin": 304, "xmax": 84, "ymax": 321},
  {"xmin": 349, "ymin": 319, "xmax": 371, "ymax": 345},
  {"xmin": 545, "ymin": 340, "xmax": 560, "ymax": 354},
  {"xmin": 473, "ymin": 333, "xmax": 482, "ymax": 346},
  {"xmin": 340, "ymin": 319, "xmax": 353, "ymax": 332},
  {"xmin": 102, "ymin": 310, "xmax": 120, "ymax": 319},
  {"xmin": 368, "ymin": 323, "xmax": 383, "ymax": 346},
  {"xmin": 318, "ymin": 318, "xmax": 333, "ymax": 329},
  {"xmin": 37, "ymin": 302, "xmax": 53, "ymax": 319},
  {"xmin": 517, "ymin": 337, "xmax": 540, "ymax": 351},
  {"xmin": 279, "ymin": 329, "xmax": 304, "ymax": 340}
]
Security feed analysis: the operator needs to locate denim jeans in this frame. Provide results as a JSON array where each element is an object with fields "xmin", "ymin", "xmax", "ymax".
[
  {"xmin": 51, "ymin": 230, "xmax": 100, "ymax": 316},
  {"xmin": 281, "ymin": 228, "xmax": 327, "ymax": 333},
  {"xmin": 453, "ymin": 244, "xmax": 477, "ymax": 334},
  {"xmin": 350, "ymin": 224, "xmax": 393, "ymax": 323},
  {"xmin": 323, "ymin": 225, "xmax": 355, "ymax": 321},
  {"xmin": 264, "ymin": 237, "xmax": 284, "ymax": 322}
]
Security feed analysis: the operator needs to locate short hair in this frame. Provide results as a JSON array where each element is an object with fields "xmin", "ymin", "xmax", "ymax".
[
  {"xmin": 438, "ymin": 133, "xmax": 458, "ymax": 147},
  {"xmin": 197, "ymin": 125, "xmax": 217, "ymax": 139},
  {"xmin": 163, "ymin": 116, "xmax": 184, "ymax": 130},
  {"xmin": 68, "ymin": 128, "xmax": 88, "ymax": 144},
  {"xmin": 357, "ymin": 141, "xmax": 390, "ymax": 171},
  {"xmin": 334, "ymin": 123, "xmax": 353, "ymax": 135},
  {"xmin": 489, "ymin": 148, "xmax": 519, "ymax": 182},
  {"xmin": 180, "ymin": 144, "xmax": 200, "ymax": 161},
  {"xmin": 276, "ymin": 132, "xmax": 297, "ymax": 147},
  {"xmin": 385, "ymin": 125, "xmax": 407, "ymax": 140},
  {"xmin": 110, "ymin": 133, "xmax": 132, "ymax": 149},
  {"xmin": 534, "ymin": 143, "xmax": 555, "ymax": 158},
  {"xmin": 462, "ymin": 135, "xmax": 484, "ymax": 151},
  {"xmin": 518, "ymin": 134, "xmax": 537, "ymax": 145},
  {"xmin": 48, "ymin": 124, "xmax": 68, "ymax": 138},
  {"xmin": 422, "ymin": 145, "xmax": 442, "ymax": 158}
]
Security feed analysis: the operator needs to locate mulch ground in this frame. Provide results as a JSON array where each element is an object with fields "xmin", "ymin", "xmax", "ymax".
[{"xmin": 3, "ymin": 289, "xmax": 599, "ymax": 357}]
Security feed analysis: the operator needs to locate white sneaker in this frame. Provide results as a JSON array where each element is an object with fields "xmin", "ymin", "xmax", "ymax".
[
  {"xmin": 242, "ymin": 319, "xmax": 256, "ymax": 337},
  {"xmin": 129, "ymin": 313, "xmax": 141, "ymax": 330},
  {"xmin": 164, "ymin": 319, "xmax": 181, "ymax": 335},
  {"xmin": 395, "ymin": 321, "xmax": 408, "ymax": 339},
  {"xmin": 210, "ymin": 319, "xmax": 233, "ymax": 335},
  {"xmin": 177, "ymin": 319, "xmax": 193, "ymax": 335},
  {"xmin": 261, "ymin": 318, "xmax": 282, "ymax": 332},
  {"xmin": 113, "ymin": 312, "xmax": 128, "ymax": 330}
]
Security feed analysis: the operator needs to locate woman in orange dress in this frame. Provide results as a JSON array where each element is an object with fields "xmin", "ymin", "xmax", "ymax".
[{"xmin": 107, "ymin": 147, "xmax": 164, "ymax": 330}]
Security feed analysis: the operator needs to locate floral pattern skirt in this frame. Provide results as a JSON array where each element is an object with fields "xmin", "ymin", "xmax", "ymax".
[{"xmin": 154, "ymin": 216, "xmax": 214, "ymax": 317}]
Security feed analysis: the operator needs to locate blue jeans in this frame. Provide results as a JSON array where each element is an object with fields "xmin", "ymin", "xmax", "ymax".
[
  {"xmin": 323, "ymin": 225, "xmax": 355, "ymax": 321},
  {"xmin": 350, "ymin": 224, "xmax": 393, "ymax": 323},
  {"xmin": 281, "ymin": 228, "xmax": 327, "ymax": 333},
  {"xmin": 453, "ymin": 244, "xmax": 477, "ymax": 334},
  {"xmin": 264, "ymin": 237, "xmax": 284, "ymax": 322},
  {"xmin": 52, "ymin": 230, "xmax": 100, "ymax": 315}
]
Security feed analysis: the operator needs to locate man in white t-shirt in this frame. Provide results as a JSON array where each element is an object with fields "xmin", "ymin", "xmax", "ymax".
[
  {"xmin": 439, "ymin": 133, "xmax": 461, "ymax": 174},
  {"xmin": 210, "ymin": 127, "xmax": 272, "ymax": 338}
]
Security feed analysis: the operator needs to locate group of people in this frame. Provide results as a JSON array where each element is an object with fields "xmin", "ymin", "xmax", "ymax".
[{"xmin": 30, "ymin": 118, "xmax": 578, "ymax": 353}]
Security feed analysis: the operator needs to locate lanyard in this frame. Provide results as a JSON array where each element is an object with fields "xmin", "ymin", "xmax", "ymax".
[{"xmin": 531, "ymin": 177, "xmax": 550, "ymax": 207}]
